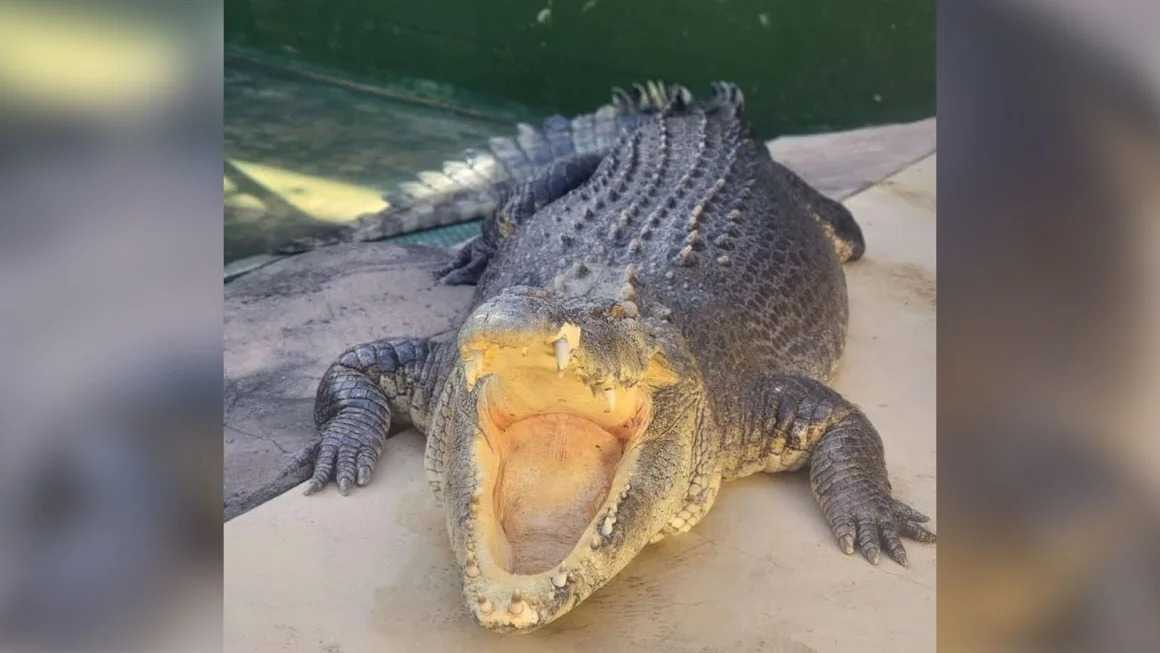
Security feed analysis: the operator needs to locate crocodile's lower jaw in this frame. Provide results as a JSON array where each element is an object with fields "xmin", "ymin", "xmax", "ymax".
[{"xmin": 460, "ymin": 346, "xmax": 652, "ymax": 630}]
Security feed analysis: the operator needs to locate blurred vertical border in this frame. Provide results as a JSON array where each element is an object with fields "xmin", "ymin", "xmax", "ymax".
[
  {"xmin": 0, "ymin": 1, "xmax": 223, "ymax": 651},
  {"xmin": 939, "ymin": 1, "xmax": 1160, "ymax": 650}
]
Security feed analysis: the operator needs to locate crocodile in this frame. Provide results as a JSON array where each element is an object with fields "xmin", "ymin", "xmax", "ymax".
[{"xmin": 303, "ymin": 82, "xmax": 935, "ymax": 632}]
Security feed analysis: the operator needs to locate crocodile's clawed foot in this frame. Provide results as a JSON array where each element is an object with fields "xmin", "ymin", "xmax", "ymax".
[
  {"xmin": 437, "ymin": 237, "xmax": 493, "ymax": 286},
  {"xmin": 829, "ymin": 494, "xmax": 935, "ymax": 567},
  {"xmin": 302, "ymin": 434, "xmax": 382, "ymax": 496}
]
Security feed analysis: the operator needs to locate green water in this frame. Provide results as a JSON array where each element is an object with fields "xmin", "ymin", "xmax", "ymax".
[
  {"xmin": 224, "ymin": 52, "xmax": 536, "ymax": 262},
  {"xmin": 226, "ymin": 0, "xmax": 934, "ymax": 138}
]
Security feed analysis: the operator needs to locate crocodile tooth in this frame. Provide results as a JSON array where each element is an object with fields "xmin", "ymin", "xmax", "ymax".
[
  {"xmin": 478, "ymin": 597, "xmax": 494, "ymax": 614},
  {"xmin": 601, "ymin": 516, "xmax": 615, "ymax": 536},
  {"xmin": 603, "ymin": 388, "xmax": 616, "ymax": 413},
  {"xmin": 717, "ymin": 255, "xmax": 731, "ymax": 266},
  {"xmin": 591, "ymin": 534, "xmax": 602, "ymax": 548},
  {"xmin": 509, "ymin": 596, "xmax": 525, "ymax": 615},
  {"xmin": 552, "ymin": 572, "xmax": 569, "ymax": 588},
  {"xmin": 465, "ymin": 563, "xmax": 480, "ymax": 578},
  {"xmin": 554, "ymin": 338, "xmax": 571, "ymax": 371},
  {"xmin": 463, "ymin": 354, "xmax": 482, "ymax": 390}
]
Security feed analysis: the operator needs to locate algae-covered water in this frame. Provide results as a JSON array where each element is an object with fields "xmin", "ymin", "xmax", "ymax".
[{"xmin": 224, "ymin": 51, "xmax": 539, "ymax": 263}]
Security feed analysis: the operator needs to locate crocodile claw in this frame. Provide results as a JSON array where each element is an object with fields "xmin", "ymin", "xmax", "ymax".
[
  {"xmin": 828, "ymin": 493, "xmax": 933, "ymax": 567},
  {"xmin": 301, "ymin": 433, "xmax": 382, "ymax": 497},
  {"xmin": 437, "ymin": 236, "xmax": 493, "ymax": 286}
]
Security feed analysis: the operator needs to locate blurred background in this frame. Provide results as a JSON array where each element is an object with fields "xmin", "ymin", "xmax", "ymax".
[
  {"xmin": 939, "ymin": 1, "xmax": 1160, "ymax": 650},
  {"xmin": 0, "ymin": 0, "xmax": 1158, "ymax": 651},
  {"xmin": 0, "ymin": 1, "xmax": 223, "ymax": 651}
]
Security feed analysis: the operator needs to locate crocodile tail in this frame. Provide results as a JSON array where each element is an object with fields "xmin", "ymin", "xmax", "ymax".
[
  {"xmin": 348, "ymin": 85, "xmax": 697, "ymax": 243},
  {"xmin": 281, "ymin": 81, "xmax": 700, "ymax": 251}
]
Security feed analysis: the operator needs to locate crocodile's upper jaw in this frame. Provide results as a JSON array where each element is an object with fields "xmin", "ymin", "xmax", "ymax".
[{"xmin": 443, "ymin": 288, "xmax": 700, "ymax": 631}]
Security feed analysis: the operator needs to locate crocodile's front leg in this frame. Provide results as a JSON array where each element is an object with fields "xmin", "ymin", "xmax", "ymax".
[
  {"xmin": 718, "ymin": 375, "xmax": 935, "ymax": 565},
  {"xmin": 305, "ymin": 334, "xmax": 455, "ymax": 495}
]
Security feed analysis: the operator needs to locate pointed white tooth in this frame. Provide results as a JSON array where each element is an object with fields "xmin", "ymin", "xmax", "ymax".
[
  {"xmin": 554, "ymin": 338, "xmax": 571, "ymax": 371},
  {"xmin": 464, "ymin": 354, "xmax": 482, "ymax": 390},
  {"xmin": 603, "ymin": 388, "xmax": 616, "ymax": 413}
]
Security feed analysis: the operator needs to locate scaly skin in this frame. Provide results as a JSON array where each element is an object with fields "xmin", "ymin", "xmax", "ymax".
[{"xmin": 305, "ymin": 82, "xmax": 934, "ymax": 631}]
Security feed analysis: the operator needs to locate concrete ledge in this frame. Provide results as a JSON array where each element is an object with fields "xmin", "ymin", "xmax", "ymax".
[{"xmin": 224, "ymin": 245, "xmax": 473, "ymax": 519}]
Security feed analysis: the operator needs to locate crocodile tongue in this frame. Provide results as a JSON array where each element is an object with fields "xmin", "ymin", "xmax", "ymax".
[{"xmin": 497, "ymin": 414, "xmax": 623, "ymax": 574}]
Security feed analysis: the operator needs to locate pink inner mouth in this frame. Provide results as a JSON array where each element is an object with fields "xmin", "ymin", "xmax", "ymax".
[{"xmin": 496, "ymin": 414, "xmax": 623, "ymax": 574}]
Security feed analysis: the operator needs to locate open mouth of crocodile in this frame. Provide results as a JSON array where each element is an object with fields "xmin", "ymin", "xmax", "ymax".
[{"xmin": 463, "ymin": 335, "xmax": 653, "ymax": 577}]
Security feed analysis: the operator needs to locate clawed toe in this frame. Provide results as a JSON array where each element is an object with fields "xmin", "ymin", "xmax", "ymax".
[
  {"xmin": 829, "ymin": 497, "xmax": 935, "ymax": 567},
  {"xmin": 437, "ymin": 238, "xmax": 492, "ymax": 285},
  {"xmin": 899, "ymin": 520, "xmax": 936, "ymax": 543},
  {"xmin": 301, "ymin": 439, "xmax": 381, "ymax": 496}
]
